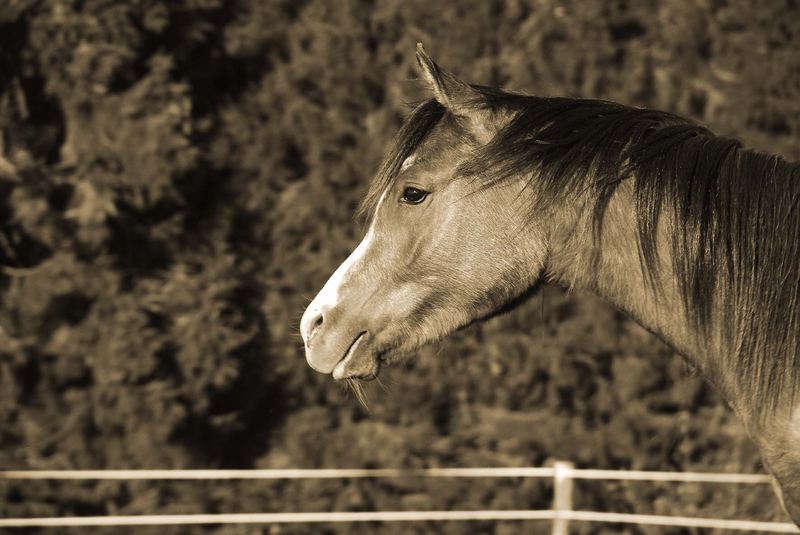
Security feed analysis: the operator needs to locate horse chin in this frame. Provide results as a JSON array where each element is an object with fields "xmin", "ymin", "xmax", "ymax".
[{"xmin": 332, "ymin": 332, "xmax": 380, "ymax": 381}]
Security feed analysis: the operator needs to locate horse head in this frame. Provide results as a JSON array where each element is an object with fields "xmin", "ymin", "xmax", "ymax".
[{"xmin": 300, "ymin": 45, "xmax": 548, "ymax": 380}]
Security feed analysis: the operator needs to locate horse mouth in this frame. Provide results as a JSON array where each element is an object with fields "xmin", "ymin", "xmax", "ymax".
[{"xmin": 332, "ymin": 331, "xmax": 377, "ymax": 380}]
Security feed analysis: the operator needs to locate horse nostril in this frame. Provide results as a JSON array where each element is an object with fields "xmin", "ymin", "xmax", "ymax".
[{"xmin": 306, "ymin": 311, "xmax": 324, "ymax": 345}]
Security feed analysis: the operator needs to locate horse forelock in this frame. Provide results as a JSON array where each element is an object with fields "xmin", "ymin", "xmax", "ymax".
[{"xmin": 357, "ymin": 99, "xmax": 446, "ymax": 223}]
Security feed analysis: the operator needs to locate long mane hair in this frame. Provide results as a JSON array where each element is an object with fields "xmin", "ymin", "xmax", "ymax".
[{"xmin": 363, "ymin": 87, "xmax": 800, "ymax": 418}]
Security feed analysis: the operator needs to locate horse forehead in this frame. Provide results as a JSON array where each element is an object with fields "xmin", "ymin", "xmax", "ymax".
[
  {"xmin": 418, "ymin": 115, "xmax": 472, "ymax": 157},
  {"xmin": 400, "ymin": 154, "xmax": 417, "ymax": 171}
]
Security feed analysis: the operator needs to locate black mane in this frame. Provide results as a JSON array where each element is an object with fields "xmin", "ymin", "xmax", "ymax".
[{"xmin": 365, "ymin": 88, "xmax": 800, "ymax": 418}]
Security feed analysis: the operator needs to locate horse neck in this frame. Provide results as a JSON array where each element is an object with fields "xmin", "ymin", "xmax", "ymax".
[{"xmin": 546, "ymin": 180, "xmax": 728, "ymax": 391}]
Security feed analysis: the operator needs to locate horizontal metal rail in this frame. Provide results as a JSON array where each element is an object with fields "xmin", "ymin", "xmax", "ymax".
[
  {"xmin": 0, "ymin": 510, "xmax": 796, "ymax": 531},
  {"xmin": 0, "ymin": 466, "xmax": 774, "ymax": 483},
  {"xmin": 1, "ymin": 466, "xmax": 794, "ymax": 531}
]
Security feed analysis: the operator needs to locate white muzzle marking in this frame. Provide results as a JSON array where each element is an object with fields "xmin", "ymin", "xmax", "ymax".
[{"xmin": 300, "ymin": 227, "xmax": 376, "ymax": 347}]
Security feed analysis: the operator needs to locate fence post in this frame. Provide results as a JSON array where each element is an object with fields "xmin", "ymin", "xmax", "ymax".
[{"xmin": 552, "ymin": 461, "xmax": 574, "ymax": 535}]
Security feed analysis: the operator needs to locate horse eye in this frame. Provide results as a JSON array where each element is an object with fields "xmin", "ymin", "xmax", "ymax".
[{"xmin": 399, "ymin": 187, "xmax": 428, "ymax": 204}]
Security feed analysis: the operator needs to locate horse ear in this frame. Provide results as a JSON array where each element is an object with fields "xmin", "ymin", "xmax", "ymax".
[
  {"xmin": 415, "ymin": 43, "xmax": 494, "ymax": 141},
  {"xmin": 415, "ymin": 43, "xmax": 477, "ymax": 113}
]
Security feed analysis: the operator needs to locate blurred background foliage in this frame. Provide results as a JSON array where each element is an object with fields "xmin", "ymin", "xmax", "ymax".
[{"xmin": 0, "ymin": 0, "xmax": 798, "ymax": 533}]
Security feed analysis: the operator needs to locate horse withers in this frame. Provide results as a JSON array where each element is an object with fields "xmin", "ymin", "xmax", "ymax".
[{"xmin": 300, "ymin": 44, "xmax": 800, "ymax": 524}]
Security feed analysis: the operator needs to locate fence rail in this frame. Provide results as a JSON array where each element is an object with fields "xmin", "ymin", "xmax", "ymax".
[
  {"xmin": 0, "ymin": 466, "xmax": 776, "ymax": 483},
  {"xmin": 1, "ymin": 463, "xmax": 797, "ymax": 532}
]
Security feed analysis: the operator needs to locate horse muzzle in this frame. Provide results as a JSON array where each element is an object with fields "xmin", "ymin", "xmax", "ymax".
[
  {"xmin": 300, "ymin": 306, "xmax": 379, "ymax": 380},
  {"xmin": 331, "ymin": 331, "xmax": 381, "ymax": 380}
]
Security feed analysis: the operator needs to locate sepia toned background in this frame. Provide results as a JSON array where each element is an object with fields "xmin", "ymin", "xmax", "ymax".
[{"xmin": 1, "ymin": 0, "xmax": 799, "ymax": 533}]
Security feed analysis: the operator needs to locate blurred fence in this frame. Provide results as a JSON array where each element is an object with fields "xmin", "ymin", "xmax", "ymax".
[{"xmin": 1, "ymin": 463, "xmax": 798, "ymax": 532}]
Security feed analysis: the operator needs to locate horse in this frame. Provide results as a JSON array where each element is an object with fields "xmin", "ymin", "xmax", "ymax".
[{"xmin": 299, "ymin": 44, "xmax": 800, "ymax": 524}]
